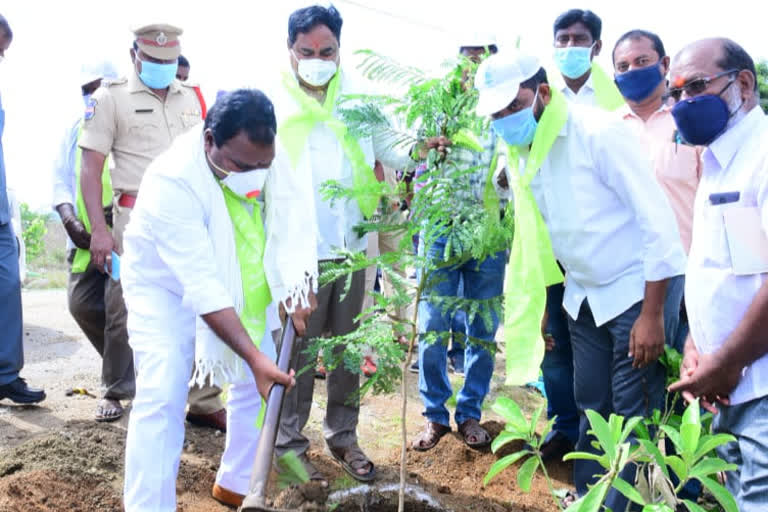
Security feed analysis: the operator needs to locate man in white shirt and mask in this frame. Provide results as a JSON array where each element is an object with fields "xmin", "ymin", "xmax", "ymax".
[
  {"xmin": 120, "ymin": 89, "xmax": 315, "ymax": 511},
  {"xmin": 476, "ymin": 51, "xmax": 686, "ymax": 510},
  {"xmin": 272, "ymin": 4, "xmax": 414, "ymax": 484},
  {"xmin": 668, "ymin": 38, "xmax": 768, "ymax": 512}
]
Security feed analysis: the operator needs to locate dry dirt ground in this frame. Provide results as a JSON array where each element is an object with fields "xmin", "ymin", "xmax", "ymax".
[{"xmin": 0, "ymin": 290, "xmax": 572, "ymax": 511}]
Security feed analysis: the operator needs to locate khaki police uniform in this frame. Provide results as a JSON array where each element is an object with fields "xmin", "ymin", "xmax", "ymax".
[{"xmin": 78, "ymin": 24, "xmax": 223, "ymax": 416}]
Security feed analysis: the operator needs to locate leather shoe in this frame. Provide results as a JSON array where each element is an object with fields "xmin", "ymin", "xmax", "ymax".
[
  {"xmin": 540, "ymin": 431, "xmax": 574, "ymax": 463},
  {"xmin": 0, "ymin": 378, "xmax": 46, "ymax": 404},
  {"xmin": 186, "ymin": 409, "xmax": 227, "ymax": 432},
  {"xmin": 211, "ymin": 483, "xmax": 244, "ymax": 507}
]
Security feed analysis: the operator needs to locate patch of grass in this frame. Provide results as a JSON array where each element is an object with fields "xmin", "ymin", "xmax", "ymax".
[{"xmin": 330, "ymin": 473, "xmax": 358, "ymax": 492}]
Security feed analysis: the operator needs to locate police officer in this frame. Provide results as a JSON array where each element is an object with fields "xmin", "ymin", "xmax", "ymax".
[
  {"xmin": 52, "ymin": 61, "xmax": 126, "ymax": 421},
  {"xmin": 79, "ymin": 24, "xmax": 226, "ymax": 430}
]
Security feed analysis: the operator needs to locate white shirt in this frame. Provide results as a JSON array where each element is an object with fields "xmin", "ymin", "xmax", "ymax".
[
  {"xmin": 528, "ymin": 103, "xmax": 686, "ymax": 325},
  {"xmin": 269, "ymin": 71, "xmax": 412, "ymax": 260},
  {"xmin": 686, "ymin": 106, "xmax": 768, "ymax": 405},
  {"xmin": 51, "ymin": 119, "xmax": 80, "ymax": 250},
  {"xmin": 561, "ymin": 75, "xmax": 596, "ymax": 106}
]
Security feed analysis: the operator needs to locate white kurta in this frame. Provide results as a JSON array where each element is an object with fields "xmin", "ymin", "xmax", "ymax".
[{"xmin": 121, "ymin": 128, "xmax": 316, "ymax": 510}]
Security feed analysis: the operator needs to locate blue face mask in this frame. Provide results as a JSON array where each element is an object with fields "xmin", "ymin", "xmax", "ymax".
[
  {"xmin": 82, "ymin": 93, "xmax": 92, "ymax": 107},
  {"xmin": 615, "ymin": 63, "xmax": 664, "ymax": 102},
  {"xmin": 671, "ymin": 78, "xmax": 742, "ymax": 146},
  {"xmin": 554, "ymin": 45, "xmax": 593, "ymax": 79},
  {"xmin": 137, "ymin": 58, "xmax": 178, "ymax": 89},
  {"xmin": 492, "ymin": 91, "xmax": 539, "ymax": 146}
]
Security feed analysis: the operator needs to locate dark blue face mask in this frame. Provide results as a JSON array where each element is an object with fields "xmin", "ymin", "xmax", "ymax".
[
  {"xmin": 614, "ymin": 63, "xmax": 664, "ymax": 102},
  {"xmin": 671, "ymin": 79, "xmax": 739, "ymax": 146}
]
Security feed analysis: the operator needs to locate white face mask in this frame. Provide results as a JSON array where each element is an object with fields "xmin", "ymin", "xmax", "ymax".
[
  {"xmin": 207, "ymin": 153, "xmax": 268, "ymax": 199},
  {"xmin": 293, "ymin": 51, "xmax": 338, "ymax": 87}
]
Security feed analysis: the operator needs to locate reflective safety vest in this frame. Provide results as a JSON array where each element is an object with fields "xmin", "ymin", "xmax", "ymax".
[{"xmin": 72, "ymin": 123, "xmax": 112, "ymax": 273}]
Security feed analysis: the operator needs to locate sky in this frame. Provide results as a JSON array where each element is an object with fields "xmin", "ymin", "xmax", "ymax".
[{"xmin": 1, "ymin": 0, "xmax": 765, "ymax": 210}]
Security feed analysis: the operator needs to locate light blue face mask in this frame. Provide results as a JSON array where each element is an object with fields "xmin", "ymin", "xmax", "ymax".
[
  {"xmin": 82, "ymin": 93, "xmax": 92, "ymax": 107},
  {"xmin": 137, "ymin": 58, "xmax": 178, "ymax": 89},
  {"xmin": 492, "ymin": 91, "xmax": 539, "ymax": 146},
  {"xmin": 554, "ymin": 45, "xmax": 593, "ymax": 79}
]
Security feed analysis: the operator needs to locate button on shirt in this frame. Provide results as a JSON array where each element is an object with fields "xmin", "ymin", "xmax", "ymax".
[
  {"xmin": 686, "ymin": 106, "xmax": 768, "ymax": 405},
  {"xmin": 622, "ymin": 106, "xmax": 701, "ymax": 253},
  {"xmin": 78, "ymin": 72, "xmax": 202, "ymax": 194},
  {"xmin": 528, "ymin": 103, "xmax": 686, "ymax": 325}
]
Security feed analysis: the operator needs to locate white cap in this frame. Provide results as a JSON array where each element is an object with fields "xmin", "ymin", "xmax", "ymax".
[
  {"xmin": 79, "ymin": 60, "xmax": 118, "ymax": 87},
  {"xmin": 458, "ymin": 30, "xmax": 497, "ymax": 49},
  {"xmin": 474, "ymin": 51, "xmax": 541, "ymax": 117}
]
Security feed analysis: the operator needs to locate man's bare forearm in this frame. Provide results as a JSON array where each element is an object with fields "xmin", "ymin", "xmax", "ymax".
[
  {"xmin": 201, "ymin": 307, "xmax": 262, "ymax": 367},
  {"xmin": 80, "ymin": 149, "xmax": 108, "ymax": 232},
  {"xmin": 641, "ymin": 279, "xmax": 668, "ymax": 316}
]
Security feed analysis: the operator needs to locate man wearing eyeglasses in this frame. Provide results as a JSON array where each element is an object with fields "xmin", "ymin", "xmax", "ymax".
[{"xmin": 668, "ymin": 38, "xmax": 768, "ymax": 512}]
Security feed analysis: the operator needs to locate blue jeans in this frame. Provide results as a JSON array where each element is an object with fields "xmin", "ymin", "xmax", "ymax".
[
  {"xmin": 418, "ymin": 237, "xmax": 505, "ymax": 426},
  {"xmin": 448, "ymin": 276, "xmax": 466, "ymax": 366},
  {"xmin": 569, "ymin": 275, "xmax": 684, "ymax": 512},
  {"xmin": 0, "ymin": 222, "xmax": 23, "ymax": 386},
  {"xmin": 541, "ymin": 283, "xmax": 579, "ymax": 445}
]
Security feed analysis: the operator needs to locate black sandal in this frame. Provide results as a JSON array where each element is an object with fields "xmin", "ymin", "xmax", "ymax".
[
  {"xmin": 458, "ymin": 418, "xmax": 491, "ymax": 448},
  {"xmin": 411, "ymin": 421, "xmax": 451, "ymax": 451},
  {"xmin": 329, "ymin": 443, "xmax": 376, "ymax": 482}
]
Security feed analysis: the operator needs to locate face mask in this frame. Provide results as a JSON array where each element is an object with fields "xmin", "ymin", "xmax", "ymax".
[
  {"xmin": 0, "ymin": 55, "xmax": 4, "ymax": 64},
  {"xmin": 82, "ymin": 93, "xmax": 92, "ymax": 107},
  {"xmin": 492, "ymin": 91, "xmax": 539, "ymax": 146},
  {"xmin": 293, "ymin": 51, "xmax": 337, "ymax": 87},
  {"xmin": 554, "ymin": 45, "xmax": 593, "ymax": 79},
  {"xmin": 671, "ymin": 79, "xmax": 743, "ymax": 146},
  {"xmin": 615, "ymin": 63, "xmax": 664, "ymax": 103},
  {"xmin": 207, "ymin": 153, "xmax": 268, "ymax": 199},
  {"xmin": 137, "ymin": 58, "xmax": 178, "ymax": 89}
]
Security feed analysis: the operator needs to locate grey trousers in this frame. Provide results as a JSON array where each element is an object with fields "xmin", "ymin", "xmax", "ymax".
[
  {"xmin": 276, "ymin": 265, "xmax": 366, "ymax": 457},
  {"xmin": 569, "ymin": 275, "xmax": 684, "ymax": 512},
  {"xmin": 0, "ymin": 222, "xmax": 23, "ymax": 386},
  {"xmin": 68, "ymin": 251, "xmax": 135, "ymax": 399},
  {"xmin": 713, "ymin": 395, "xmax": 768, "ymax": 512}
]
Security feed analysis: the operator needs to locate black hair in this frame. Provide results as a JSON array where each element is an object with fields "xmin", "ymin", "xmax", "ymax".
[
  {"xmin": 288, "ymin": 4, "xmax": 343, "ymax": 46},
  {"xmin": 133, "ymin": 41, "xmax": 138, "ymax": 51},
  {"xmin": 519, "ymin": 67, "xmax": 549, "ymax": 91},
  {"xmin": 459, "ymin": 45, "xmax": 499, "ymax": 55},
  {"xmin": 178, "ymin": 55, "xmax": 190, "ymax": 68},
  {"xmin": 553, "ymin": 9, "xmax": 601, "ymax": 41},
  {"xmin": 716, "ymin": 39, "xmax": 759, "ymax": 92},
  {"xmin": 0, "ymin": 14, "xmax": 11, "ymax": 40},
  {"xmin": 205, "ymin": 89, "xmax": 277, "ymax": 147},
  {"xmin": 612, "ymin": 29, "xmax": 666, "ymax": 65}
]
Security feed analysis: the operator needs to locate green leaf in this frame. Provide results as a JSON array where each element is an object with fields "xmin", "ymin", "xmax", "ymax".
[
  {"xmin": 585, "ymin": 410, "xmax": 616, "ymax": 461},
  {"xmin": 538, "ymin": 418, "xmax": 556, "ymax": 450},
  {"xmin": 680, "ymin": 400, "xmax": 701, "ymax": 457},
  {"xmin": 690, "ymin": 457, "xmax": 738, "ymax": 480},
  {"xmin": 638, "ymin": 439, "xmax": 670, "ymax": 480},
  {"xmin": 276, "ymin": 451, "xmax": 311, "ymax": 489},
  {"xmin": 695, "ymin": 433, "xmax": 737, "ymax": 460},
  {"xmin": 491, "ymin": 431, "xmax": 526, "ymax": 454},
  {"xmin": 660, "ymin": 425, "xmax": 684, "ymax": 453},
  {"xmin": 641, "ymin": 505, "xmax": 673, "ymax": 512},
  {"xmin": 612, "ymin": 477, "xmax": 646, "ymax": 505},
  {"xmin": 563, "ymin": 451, "xmax": 610, "ymax": 468},
  {"xmin": 517, "ymin": 455, "xmax": 540, "ymax": 493},
  {"xmin": 609, "ymin": 413, "xmax": 624, "ymax": 444},
  {"xmin": 699, "ymin": 476, "xmax": 738, "ymax": 512},
  {"xmin": 682, "ymin": 499, "xmax": 708, "ymax": 512},
  {"xmin": 619, "ymin": 416, "xmax": 643, "ymax": 445},
  {"xmin": 529, "ymin": 405, "xmax": 545, "ymax": 437},
  {"xmin": 568, "ymin": 480, "xmax": 611, "ymax": 512},
  {"xmin": 491, "ymin": 397, "xmax": 528, "ymax": 432},
  {"xmin": 483, "ymin": 452, "xmax": 529, "ymax": 486},
  {"xmin": 664, "ymin": 455, "xmax": 688, "ymax": 482},
  {"xmin": 451, "ymin": 128, "xmax": 484, "ymax": 152}
]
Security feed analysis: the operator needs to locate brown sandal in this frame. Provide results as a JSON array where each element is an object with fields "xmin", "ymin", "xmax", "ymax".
[
  {"xmin": 411, "ymin": 421, "xmax": 451, "ymax": 452},
  {"xmin": 458, "ymin": 418, "xmax": 491, "ymax": 448}
]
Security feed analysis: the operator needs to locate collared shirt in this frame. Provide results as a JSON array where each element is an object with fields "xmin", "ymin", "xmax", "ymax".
[
  {"xmin": 78, "ymin": 71, "xmax": 202, "ymax": 194},
  {"xmin": 622, "ymin": 106, "xmax": 702, "ymax": 253},
  {"xmin": 528, "ymin": 103, "xmax": 686, "ymax": 325},
  {"xmin": 51, "ymin": 119, "xmax": 81, "ymax": 249},
  {"xmin": 447, "ymin": 130, "xmax": 507, "ymax": 209},
  {"xmin": 0, "ymin": 91, "xmax": 9, "ymax": 225},
  {"xmin": 561, "ymin": 75, "xmax": 595, "ymax": 106},
  {"xmin": 270, "ymin": 71, "xmax": 412, "ymax": 260},
  {"xmin": 686, "ymin": 106, "xmax": 768, "ymax": 405}
]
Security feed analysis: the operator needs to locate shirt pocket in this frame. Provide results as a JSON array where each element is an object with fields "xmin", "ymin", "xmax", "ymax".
[{"xmin": 179, "ymin": 111, "xmax": 201, "ymax": 129}]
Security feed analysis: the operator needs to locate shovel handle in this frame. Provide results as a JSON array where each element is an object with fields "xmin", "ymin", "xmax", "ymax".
[{"xmin": 241, "ymin": 319, "xmax": 297, "ymax": 510}]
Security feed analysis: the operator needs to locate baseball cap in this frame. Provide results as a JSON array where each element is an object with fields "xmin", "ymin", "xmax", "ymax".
[
  {"xmin": 475, "ymin": 51, "xmax": 541, "ymax": 117},
  {"xmin": 79, "ymin": 60, "xmax": 118, "ymax": 87}
]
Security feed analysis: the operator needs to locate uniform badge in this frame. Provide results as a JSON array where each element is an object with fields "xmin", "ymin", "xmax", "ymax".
[
  {"xmin": 156, "ymin": 32, "xmax": 168, "ymax": 46},
  {"xmin": 84, "ymin": 97, "xmax": 97, "ymax": 120}
]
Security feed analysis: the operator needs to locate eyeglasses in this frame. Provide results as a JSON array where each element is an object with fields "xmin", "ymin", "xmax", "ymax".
[{"xmin": 668, "ymin": 69, "xmax": 739, "ymax": 102}]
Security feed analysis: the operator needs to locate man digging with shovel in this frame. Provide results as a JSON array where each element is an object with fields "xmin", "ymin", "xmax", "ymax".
[{"xmin": 120, "ymin": 89, "xmax": 317, "ymax": 511}]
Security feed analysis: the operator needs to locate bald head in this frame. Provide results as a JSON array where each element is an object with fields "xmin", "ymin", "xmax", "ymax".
[{"xmin": 670, "ymin": 38, "xmax": 758, "ymax": 108}]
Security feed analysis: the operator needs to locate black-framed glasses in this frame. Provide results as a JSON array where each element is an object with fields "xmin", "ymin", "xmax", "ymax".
[{"xmin": 668, "ymin": 69, "xmax": 739, "ymax": 102}]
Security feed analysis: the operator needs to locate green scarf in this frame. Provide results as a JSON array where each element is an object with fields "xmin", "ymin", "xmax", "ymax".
[
  {"xmin": 503, "ymin": 88, "xmax": 568, "ymax": 385},
  {"xmin": 278, "ymin": 71, "xmax": 379, "ymax": 218},
  {"xmin": 72, "ymin": 123, "xmax": 113, "ymax": 273},
  {"xmin": 590, "ymin": 61, "xmax": 626, "ymax": 112},
  {"xmin": 219, "ymin": 183, "xmax": 273, "ymax": 427}
]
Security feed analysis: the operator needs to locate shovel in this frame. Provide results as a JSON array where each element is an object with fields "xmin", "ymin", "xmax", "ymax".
[{"xmin": 239, "ymin": 319, "xmax": 297, "ymax": 512}]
